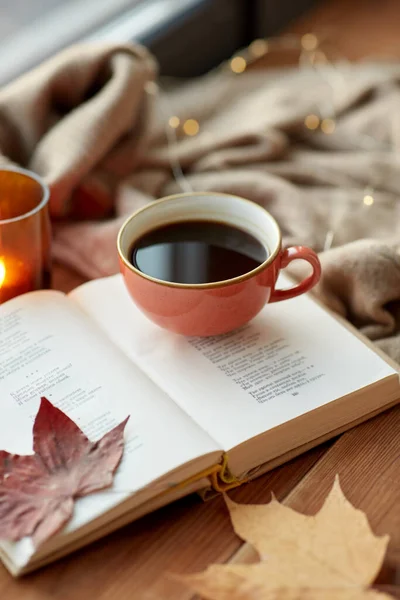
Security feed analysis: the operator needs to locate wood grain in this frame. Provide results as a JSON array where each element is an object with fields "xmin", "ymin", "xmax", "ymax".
[
  {"xmin": 226, "ymin": 0, "xmax": 400, "ymax": 595},
  {"xmin": 227, "ymin": 406, "xmax": 400, "ymax": 597},
  {"xmin": 4, "ymin": 0, "xmax": 399, "ymax": 597},
  {"xmin": 0, "ymin": 448, "xmax": 325, "ymax": 599}
]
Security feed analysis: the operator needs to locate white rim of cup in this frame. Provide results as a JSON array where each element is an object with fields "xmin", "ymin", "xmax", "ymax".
[
  {"xmin": 0, "ymin": 166, "xmax": 50, "ymax": 225},
  {"xmin": 117, "ymin": 191, "xmax": 282, "ymax": 290}
]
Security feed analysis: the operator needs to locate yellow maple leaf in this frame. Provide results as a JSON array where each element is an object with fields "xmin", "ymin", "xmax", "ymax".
[{"xmin": 180, "ymin": 477, "xmax": 392, "ymax": 600}]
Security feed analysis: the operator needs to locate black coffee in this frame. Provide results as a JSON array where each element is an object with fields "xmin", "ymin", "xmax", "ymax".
[{"xmin": 130, "ymin": 220, "xmax": 267, "ymax": 284}]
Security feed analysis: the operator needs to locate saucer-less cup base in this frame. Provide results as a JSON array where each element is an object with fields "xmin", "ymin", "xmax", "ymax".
[{"xmin": 118, "ymin": 193, "xmax": 321, "ymax": 336}]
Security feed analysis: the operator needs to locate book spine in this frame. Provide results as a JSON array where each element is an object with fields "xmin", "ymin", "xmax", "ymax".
[{"xmin": 210, "ymin": 454, "xmax": 248, "ymax": 492}]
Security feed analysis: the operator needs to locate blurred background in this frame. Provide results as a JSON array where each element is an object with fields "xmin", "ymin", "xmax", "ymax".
[{"xmin": 0, "ymin": 0, "xmax": 317, "ymax": 84}]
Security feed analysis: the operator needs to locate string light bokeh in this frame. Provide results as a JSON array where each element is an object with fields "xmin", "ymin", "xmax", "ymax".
[{"xmin": 154, "ymin": 31, "xmax": 385, "ymax": 251}]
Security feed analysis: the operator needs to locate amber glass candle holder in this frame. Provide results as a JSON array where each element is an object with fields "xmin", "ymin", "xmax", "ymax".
[{"xmin": 0, "ymin": 167, "xmax": 51, "ymax": 304}]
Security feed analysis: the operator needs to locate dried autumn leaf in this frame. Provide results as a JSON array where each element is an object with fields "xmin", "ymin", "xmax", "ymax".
[
  {"xmin": 183, "ymin": 576, "xmax": 390, "ymax": 600},
  {"xmin": 181, "ymin": 478, "xmax": 392, "ymax": 600},
  {"xmin": 0, "ymin": 397, "xmax": 128, "ymax": 546}
]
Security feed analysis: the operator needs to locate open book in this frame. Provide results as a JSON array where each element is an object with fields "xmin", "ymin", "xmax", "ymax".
[{"xmin": 0, "ymin": 274, "xmax": 399, "ymax": 575}]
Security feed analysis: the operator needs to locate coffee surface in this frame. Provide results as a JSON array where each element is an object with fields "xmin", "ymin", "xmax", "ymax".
[{"xmin": 130, "ymin": 220, "xmax": 267, "ymax": 284}]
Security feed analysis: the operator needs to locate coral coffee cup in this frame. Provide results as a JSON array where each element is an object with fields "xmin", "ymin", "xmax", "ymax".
[{"xmin": 117, "ymin": 192, "xmax": 321, "ymax": 336}]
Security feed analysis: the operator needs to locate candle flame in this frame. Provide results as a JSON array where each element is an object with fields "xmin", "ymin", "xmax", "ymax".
[{"xmin": 0, "ymin": 259, "xmax": 5, "ymax": 288}]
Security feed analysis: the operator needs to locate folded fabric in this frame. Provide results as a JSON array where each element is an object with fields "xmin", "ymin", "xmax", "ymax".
[{"xmin": 1, "ymin": 43, "xmax": 400, "ymax": 361}]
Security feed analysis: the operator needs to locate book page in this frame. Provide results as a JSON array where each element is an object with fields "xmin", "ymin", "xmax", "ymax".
[
  {"xmin": 71, "ymin": 275, "xmax": 396, "ymax": 451},
  {"xmin": 0, "ymin": 291, "xmax": 220, "ymax": 568}
]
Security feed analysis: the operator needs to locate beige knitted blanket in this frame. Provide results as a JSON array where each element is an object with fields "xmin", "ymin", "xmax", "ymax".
[{"xmin": 1, "ymin": 42, "xmax": 400, "ymax": 361}]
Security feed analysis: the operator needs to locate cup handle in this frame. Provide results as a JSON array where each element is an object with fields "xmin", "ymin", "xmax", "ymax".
[{"xmin": 269, "ymin": 246, "xmax": 321, "ymax": 303}]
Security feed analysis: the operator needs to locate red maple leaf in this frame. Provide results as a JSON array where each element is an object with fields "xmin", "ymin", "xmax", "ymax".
[{"xmin": 0, "ymin": 397, "xmax": 129, "ymax": 547}]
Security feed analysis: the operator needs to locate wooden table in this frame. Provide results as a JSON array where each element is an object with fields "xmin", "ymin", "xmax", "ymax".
[{"xmin": 2, "ymin": 0, "xmax": 400, "ymax": 598}]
